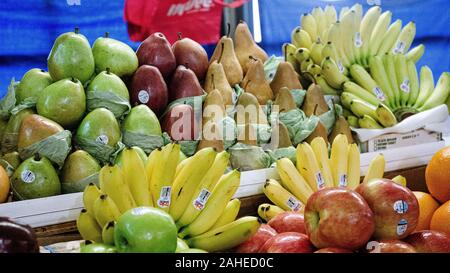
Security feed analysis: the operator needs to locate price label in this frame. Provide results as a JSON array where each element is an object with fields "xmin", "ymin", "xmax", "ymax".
[
  {"xmin": 400, "ymin": 78, "xmax": 410, "ymax": 93},
  {"xmin": 354, "ymin": 32, "xmax": 362, "ymax": 48},
  {"xmin": 138, "ymin": 90, "xmax": 150, "ymax": 104},
  {"xmin": 337, "ymin": 60, "xmax": 345, "ymax": 74},
  {"xmin": 96, "ymin": 135, "xmax": 109, "ymax": 145},
  {"xmin": 393, "ymin": 41, "xmax": 406, "ymax": 54},
  {"xmin": 373, "ymin": 87, "xmax": 386, "ymax": 101},
  {"xmin": 316, "ymin": 172, "xmax": 325, "ymax": 189},
  {"xmin": 286, "ymin": 196, "xmax": 302, "ymax": 212},
  {"xmin": 393, "ymin": 200, "xmax": 409, "ymax": 214},
  {"xmin": 397, "ymin": 219, "xmax": 408, "ymax": 235},
  {"xmin": 193, "ymin": 188, "xmax": 211, "ymax": 210},
  {"xmin": 157, "ymin": 186, "xmax": 172, "ymax": 208},
  {"xmin": 21, "ymin": 170, "xmax": 35, "ymax": 184},
  {"xmin": 339, "ymin": 174, "xmax": 348, "ymax": 187}
]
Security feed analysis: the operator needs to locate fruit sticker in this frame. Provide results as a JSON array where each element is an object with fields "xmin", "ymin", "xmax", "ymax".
[
  {"xmin": 354, "ymin": 32, "xmax": 362, "ymax": 48},
  {"xmin": 393, "ymin": 200, "xmax": 408, "ymax": 214},
  {"xmin": 138, "ymin": 90, "xmax": 150, "ymax": 104},
  {"xmin": 372, "ymin": 87, "xmax": 386, "ymax": 101},
  {"xmin": 315, "ymin": 172, "xmax": 325, "ymax": 189},
  {"xmin": 400, "ymin": 78, "xmax": 410, "ymax": 93},
  {"xmin": 337, "ymin": 60, "xmax": 345, "ymax": 74},
  {"xmin": 157, "ymin": 186, "xmax": 171, "ymax": 208},
  {"xmin": 131, "ymin": 207, "xmax": 149, "ymax": 215},
  {"xmin": 339, "ymin": 174, "xmax": 348, "ymax": 187},
  {"xmin": 393, "ymin": 41, "xmax": 406, "ymax": 55},
  {"xmin": 396, "ymin": 219, "xmax": 408, "ymax": 235},
  {"xmin": 193, "ymin": 188, "xmax": 211, "ymax": 210},
  {"xmin": 21, "ymin": 170, "xmax": 35, "ymax": 184},
  {"xmin": 286, "ymin": 196, "xmax": 302, "ymax": 212},
  {"xmin": 96, "ymin": 135, "xmax": 109, "ymax": 145}
]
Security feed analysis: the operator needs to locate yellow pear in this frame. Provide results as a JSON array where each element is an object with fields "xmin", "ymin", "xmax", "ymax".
[
  {"xmin": 234, "ymin": 21, "xmax": 268, "ymax": 74},
  {"xmin": 269, "ymin": 121, "xmax": 292, "ymax": 149},
  {"xmin": 274, "ymin": 87, "xmax": 297, "ymax": 112},
  {"xmin": 269, "ymin": 61, "xmax": 303, "ymax": 97},
  {"xmin": 198, "ymin": 89, "xmax": 226, "ymax": 152},
  {"xmin": 237, "ymin": 123, "xmax": 258, "ymax": 146},
  {"xmin": 329, "ymin": 116, "xmax": 355, "ymax": 144},
  {"xmin": 235, "ymin": 92, "xmax": 268, "ymax": 125},
  {"xmin": 302, "ymin": 83, "xmax": 329, "ymax": 117},
  {"xmin": 204, "ymin": 61, "xmax": 234, "ymax": 106},
  {"xmin": 241, "ymin": 56, "xmax": 273, "ymax": 105}
]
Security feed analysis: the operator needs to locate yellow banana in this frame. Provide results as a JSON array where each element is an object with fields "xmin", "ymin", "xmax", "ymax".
[
  {"xmin": 145, "ymin": 148, "xmax": 161, "ymax": 192},
  {"xmin": 301, "ymin": 13, "xmax": 318, "ymax": 42},
  {"xmin": 347, "ymin": 143, "xmax": 361, "ymax": 190},
  {"xmin": 122, "ymin": 148, "xmax": 152, "ymax": 207},
  {"xmin": 392, "ymin": 175, "xmax": 407, "ymax": 187},
  {"xmin": 324, "ymin": 5, "xmax": 338, "ymax": 28},
  {"xmin": 99, "ymin": 165, "xmax": 136, "ymax": 213},
  {"xmin": 310, "ymin": 137, "xmax": 334, "ymax": 188},
  {"xmin": 101, "ymin": 221, "xmax": 115, "ymax": 245},
  {"xmin": 296, "ymin": 144, "xmax": 316, "ymax": 191},
  {"xmin": 359, "ymin": 115, "xmax": 383, "ymax": 129},
  {"xmin": 169, "ymin": 147, "xmax": 217, "ymax": 221},
  {"xmin": 368, "ymin": 11, "xmax": 392, "ymax": 57},
  {"xmin": 276, "ymin": 158, "xmax": 313, "ymax": 204},
  {"xmin": 295, "ymin": 47, "xmax": 311, "ymax": 63},
  {"xmin": 311, "ymin": 7, "xmax": 326, "ymax": 41},
  {"xmin": 291, "ymin": 27, "xmax": 312, "ymax": 49},
  {"xmin": 210, "ymin": 198, "xmax": 241, "ymax": 230},
  {"xmin": 330, "ymin": 134, "xmax": 349, "ymax": 187},
  {"xmin": 176, "ymin": 151, "xmax": 230, "ymax": 229},
  {"xmin": 178, "ymin": 170, "xmax": 240, "ymax": 238},
  {"xmin": 310, "ymin": 41, "xmax": 324, "ymax": 64},
  {"xmin": 175, "ymin": 155, "xmax": 192, "ymax": 178},
  {"xmin": 77, "ymin": 209, "xmax": 102, "ymax": 242},
  {"xmin": 150, "ymin": 143, "xmax": 180, "ymax": 211},
  {"xmin": 83, "ymin": 183, "xmax": 102, "ymax": 216},
  {"xmin": 363, "ymin": 153, "xmax": 385, "ymax": 183},
  {"xmin": 300, "ymin": 143, "xmax": 326, "ymax": 191},
  {"xmin": 258, "ymin": 203, "xmax": 285, "ymax": 222},
  {"xmin": 263, "ymin": 179, "xmax": 302, "ymax": 212},
  {"xmin": 93, "ymin": 194, "xmax": 121, "ymax": 228},
  {"xmin": 405, "ymin": 44, "xmax": 425, "ymax": 63},
  {"xmin": 186, "ymin": 216, "xmax": 260, "ymax": 252}
]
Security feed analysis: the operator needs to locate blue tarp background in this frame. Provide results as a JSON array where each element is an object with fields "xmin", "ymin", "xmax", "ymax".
[{"xmin": 0, "ymin": 0, "xmax": 449, "ymax": 98}]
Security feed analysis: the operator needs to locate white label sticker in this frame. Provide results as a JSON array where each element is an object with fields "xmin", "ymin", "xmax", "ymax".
[
  {"xmin": 354, "ymin": 32, "xmax": 362, "ymax": 48},
  {"xmin": 132, "ymin": 207, "xmax": 149, "ymax": 215},
  {"xmin": 339, "ymin": 174, "xmax": 348, "ymax": 187},
  {"xmin": 193, "ymin": 188, "xmax": 211, "ymax": 210},
  {"xmin": 337, "ymin": 60, "xmax": 345, "ymax": 74},
  {"xmin": 96, "ymin": 135, "xmax": 109, "ymax": 145},
  {"xmin": 157, "ymin": 186, "xmax": 171, "ymax": 208},
  {"xmin": 397, "ymin": 219, "xmax": 408, "ymax": 235},
  {"xmin": 286, "ymin": 196, "xmax": 302, "ymax": 212},
  {"xmin": 315, "ymin": 172, "xmax": 325, "ymax": 189},
  {"xmin": 138, "ymin": 90, "xmax": 150, "ymax": 104},
  {"xmin": 393, "ymin": 200, "xmax": 408, "ymax": 214},
  {"xmin": 21, "ymin": 170, "xmax": 35, "ymax": 183},
  {"xmin": 373, "ymin": 87, "xmax": 386, "ymax": 101},
  {"xmin": 393, "ymin": 41, "xmax": 405, "ymax": 55},
  {"xmin": 400, "ymin": 78, "xmax": 410, "ymax": 93}
]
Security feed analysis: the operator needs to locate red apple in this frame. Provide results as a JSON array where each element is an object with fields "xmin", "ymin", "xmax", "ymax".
[
  {"xmin": 235, "ymin": 224, "xmax": 277, "ymax": 253},
  {"xmin": 268, "ymin": 212, "xmax": 306, "ymax": 234},
  {"xmin": 366, "ymin": 240, "xmax": 416, "ymax": 253},
  {"xmin": 259, "ymin": 232, "xmax": 314, "ymax": 253},
  {"xmin": 161, "ymin": 104, "xmax": 199, "ymax": 141},
  {"xmin": 304, "ymin": 187, "xmax": 375, "ymax": 250},
  {"xmin": 314, "ymin": 247, "xmax": 352, "ymax": 253},
  {"xmin": 404, "ymin": 230, "xmax": 450, "ymax": 253},
  {"xmin": 131, "ymin": 65, "xmax": 168, "ymax": 115},
  {"xmin": 356, "ymin": 178, "xmax": 419, "ymax": 240}
]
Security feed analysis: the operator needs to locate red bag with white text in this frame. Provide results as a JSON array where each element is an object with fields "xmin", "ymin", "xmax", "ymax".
[{"xmin": 124, "ymin": 0, "xmax": 248, "ymax": 44}]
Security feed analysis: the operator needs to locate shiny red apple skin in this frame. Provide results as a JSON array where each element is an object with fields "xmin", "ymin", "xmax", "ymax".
[
  {"xmin": 161, "ymin": 104, "xmax": 199, "ymax": 141},
  {"xmin": 235, "ymin": 224, "xmax": 277, "ymax": 253},
  {"xmin": 259, "ymin": 232, "xmax": 314, "ymax": 253},
  {"xmin": 366, "ymin": 240, "xmax": 416, "ymax": 253},
  {"xmin": 304, "ymin": 187, "xmax": 375, "ymax": 250},
  {"xmin": 356, "ymin": 178, "xmax": 419, "ymax": 240},
  {"xmin": 404, "ymin": 230, "xmax": 450, "ymax": 253},
  {"xmin": 314, "ymin": 247, "xmax": 352, "ymax": 253},
  {"xmin": 268, "ymin": 212, "xmax": 306, "ymax": 234}
]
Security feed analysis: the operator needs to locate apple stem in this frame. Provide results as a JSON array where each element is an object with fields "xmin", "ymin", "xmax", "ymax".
[
  {"xmin": 105, "ymin": 32, "xmax": 109, "ymax": 38},
  {"xmin": 218, "ymin": 42, "xmax": 225, "ymax": 63},
  {"xmin": 177, "ymin": 32, "xmax": 182, "ymax": 40},
  {"xmin": 74, "ymin": 27, "xmax": 79, "ymax": 34},
  {"xmin": 226, "ymin": 23, "xmax": 231, "ymax": 37},
  {"xmin": 71, "ymin": 77, "xmax": 77, "ymax": 83},
  {"xmin": 106, "ymin": 68, "xmax": 111, "ymax": 74},
  {"xmin": 34, "ymin": 153, "xmax": 41, "ymax": 161}
]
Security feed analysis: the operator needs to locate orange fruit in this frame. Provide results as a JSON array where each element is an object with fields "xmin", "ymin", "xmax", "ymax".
[
  {"xmin": 425, "ymin": 146, "xmax": 450, "ymax": 203},
  {"xmin": 413, "ymin": 191, "xmax": 440, "ymax": 231},
  {"xmin": 430, "ymin": 200, "xmax": 450, "ymax": 235},
  {"xmin": 0, "ymin": 165, "xmax": 10, "ymax": 203}
]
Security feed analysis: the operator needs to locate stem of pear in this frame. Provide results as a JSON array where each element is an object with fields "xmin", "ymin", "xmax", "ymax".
[
  {"xmin": 211, "ymin": 74, "xmax": 216, "ymax": 90},
  {"xmin": 106, "ymin": 67, "xmax": 111, "ymax": 74},
  {"xmin": 74, "ymin": 27, "xmax": 79, "ymax": 34},
  {"xmin": 105, "ymin": 32, "xmax": 109, "ymax": 38},
  {"xmin": 177, "ymin": 32, "xmax": 182, "ymax": 40},
  {"xmin": 313, "ymin": 104, "xmax": 319, "ymax": 116},
  {"xmin": 34, "ymin": 153, "xmax": 41, "ymax": 161},
  {"xmin": 218, "ymin": 43, "xmax": 225, "ymax": 63},
  {"xmin": 226, "ymin": 23, "xmax": 231, "ymax": 37}
]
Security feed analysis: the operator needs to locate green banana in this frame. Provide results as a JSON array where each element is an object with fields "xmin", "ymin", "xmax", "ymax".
[
  {"xmin": 383, "ymin": 53, "xmax": 400, "ymax": 107},
  {"xmin": 347, "ymin": 115, "xmax": 360, "ymax": 128},
  {"xmin": 342, "ymin": 82, "xmax": 380, "ymax": 106},
  {"xmin": 377, "ymin": 19, "xmax": 402, "ymax": 56},
  {"xmin": 368, "ymin": 56, "xmax": 394, "ymax": 108},
  {"xmin": 391, "ymin": 21, "xmax": 416, "ymax": 55},
  {"xmin": 413, "ymin": 66, "xmax": 434, "ymax": 108},
  {"xmin": 186, "ymin": 216, "xmax": 260, "ymax": 252},
  {"xmin": 350, "ymin": 98, "xmax": 378, "ymax": 119},
  {"xmin": 419, "ymin": 72, "xmax": 450, "ymax": 111},
  {"xmin": 368, "ymin": 11, "xmax": 392, "ymax": 57},
  {"xmin": 315, "ymin": 74, "xmax": 339, "ymax": 96},
  {"xmin": 394, "ymin": 54, "xmax": 410, "ymax": 107},
  {"xmin": 359, "ymin": 115, "xmax": 383, "ymax": 129},
  {"xmin": 405, "ymin": 44, "xmax": 425, "ymax": 63},
  {"xmin": 350, "ymin": 64, "xmax": 387, "ymax": 104},
  {"xmin": 321, "ymin": 57, "xmax": 349, "ymax": 89},
  {"xmin": 406, "ymin": 59, "xmax": 420, "ymax": 106},
  {"xmin": 359, "ymin": 6, "xmax": 381, "ymax": 66},
  {"xmin": 376, "ymin": 104, "xmax": 398, "ymax": 127}
]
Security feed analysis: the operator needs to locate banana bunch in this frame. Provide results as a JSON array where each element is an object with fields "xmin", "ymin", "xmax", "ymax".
[
  {"xmin": 263, "ymin": 136, "xmax": 387, "ymax": 213},
  {"xmin": 77, "ymin": 144, "xmax": 260, "ymax": 252}
]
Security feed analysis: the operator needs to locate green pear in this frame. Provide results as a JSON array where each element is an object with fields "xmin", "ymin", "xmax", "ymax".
[
  {"xmin": 11, "ymin": 155, "xmax": 61, "ymax": 200},
  {"xmin": 86, "ymin": 69, "xmax": 130, "ymax": 118},
  {"xmin": 47, "ymin": 28, "xmax": 95, "ymax": 84},
  {"xmin": 36, "ymin": 78, "xmax": 86, "ymax": 128},
  {"xmin": 92, "ymin": 32, "xmax": 138, "ymax": 77},
  {"xmin": 114, "ymin": 146, "xmax": 147, "ymax": 167},
  {"xmin": 122, "ymin": 105, "xmax": 161, "ymax": 136},
  {"xmin": 61, "ymin": 150, "xmax": 101, "ymax": 193},
  {"xmin": 75, "ymin": 108, "xmax": 121, "ymax": 157},
  {"xmin": 0, "ymin": 119, "xmax": 7, "ymax": 149},
  {"xmin": 1, "ymin": 109, "xmax": 35, "ymax": 154},
  {"xmin": 15, "ymin": 68, "xmax": 53, "ymax": 104},
  {"xmin": 17, "ymin": 114, "xmax": 63, "ymax": 150},
  {"xmin": 0, "ymin": 151, "xmax": 21, "ymax": 170}
]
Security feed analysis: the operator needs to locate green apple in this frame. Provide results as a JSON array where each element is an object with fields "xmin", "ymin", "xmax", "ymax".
[
  {"xmin": 114, "ymin": 146, "xmax": 147, "ymax": 167},
  {"xmin": 15, "ymin": 68, "xmax": 53, "ymax": 104},
  {"xmin": 80, "ymin": 242, "xmax": 117, "ymax": 253},
  {"xmin": 114, "ymin": 207, "xmax": 177, "ymax": 253},
  {"xmin": 176, "ymin": 238, "xmax": 190, "ymax": 253}
]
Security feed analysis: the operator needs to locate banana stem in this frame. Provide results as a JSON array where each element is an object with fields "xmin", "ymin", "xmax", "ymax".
[
  {"xmin": 105, "ymin": 32, "xmax": 109, "ymax": 38},
  {"xmin": 74, "ymin": 27, "xmax": 79, "ymax": 34}
]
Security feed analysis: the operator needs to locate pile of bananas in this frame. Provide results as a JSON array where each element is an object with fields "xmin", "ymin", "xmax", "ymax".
[
  {"xmin": 77, "ymin": 144, "xmax": 260, "ymax": 252},
  {"xmin": 259, "ymin": 135, "xmax": 406, "ymax": 221},
  {"xmin": 285, "ymin": 4, "xmax": 450, "ymax": 128}
]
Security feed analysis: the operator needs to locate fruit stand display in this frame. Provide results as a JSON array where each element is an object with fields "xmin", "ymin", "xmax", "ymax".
[{"xmin": 0, "ymin": 3, "xmax": 450, "ymax": 254}]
